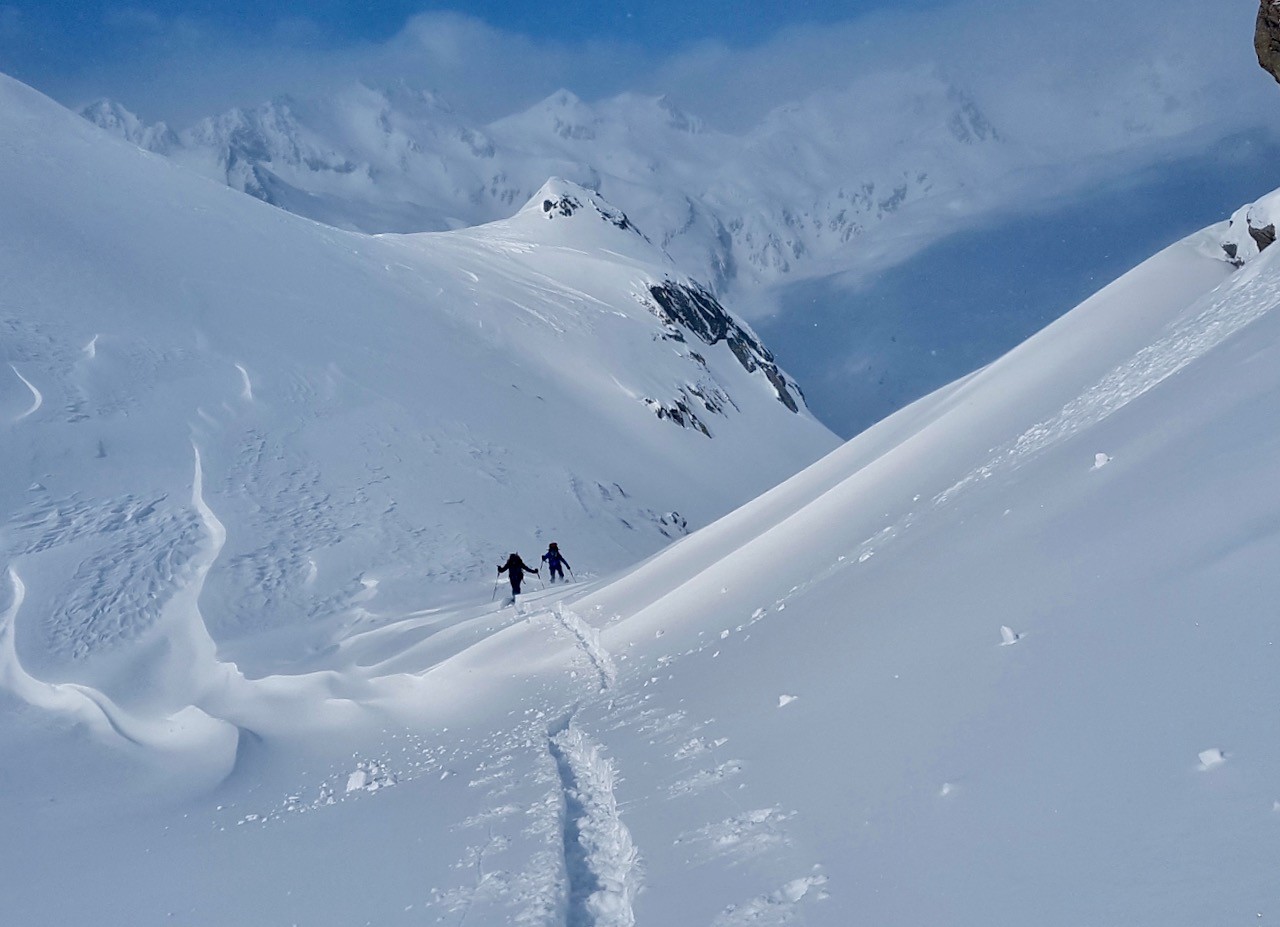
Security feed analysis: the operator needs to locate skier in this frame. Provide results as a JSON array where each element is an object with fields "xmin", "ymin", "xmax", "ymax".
[
  {"xmin": 542, "ymin": 542, "xmax": 571, "ymax": 583},
  {"xmin": 497, "ymin": 552, "xmax": 539, "ymax": 605}
]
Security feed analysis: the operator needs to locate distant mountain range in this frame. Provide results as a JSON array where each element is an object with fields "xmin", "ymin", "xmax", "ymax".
[{"xmin": 81, "ymin": 75, "xmax": 1019, "ymax": 297}]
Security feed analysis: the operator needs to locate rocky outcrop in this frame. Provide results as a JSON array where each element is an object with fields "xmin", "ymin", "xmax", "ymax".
[
  {"xmin": 1221, "ymin": 191, "xmax": 1280, "ymax": 267},
  {"xmin": 537, "ymin": 187, "xmax": 643, "ymax": 238},
  {"xmin": 1257, "ymin": 1, "xmax": 1280, "ymax": 83},
  {"xmin": 648, "ymin": 282, "xmax": 803, "ymax": 414}
]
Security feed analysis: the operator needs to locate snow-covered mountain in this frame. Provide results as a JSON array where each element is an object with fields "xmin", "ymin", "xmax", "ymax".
[
  {"xmin": 5, "ymin": 62, "xmax": 1280, "ymax": 924},
  {"xmin": 0, "ymin": 73, "xmax": 835, "ymax": 684},
  {"xmin": 79, "ymin": 75, "xmax": 1022, "ymax": 296}
]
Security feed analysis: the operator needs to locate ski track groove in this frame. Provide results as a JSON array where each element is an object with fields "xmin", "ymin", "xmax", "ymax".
[
  {"xmin": 552, "ymin": 604, "xmax": 617, "ymax": 692},
  {"xmin": 547, "ymin": 720, "xmax": 640, "ymax": 927}
]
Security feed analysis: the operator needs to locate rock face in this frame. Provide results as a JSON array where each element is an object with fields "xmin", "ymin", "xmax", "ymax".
[
  {"xmin": 648, "ymin": 281, "xmax": 803, "ymax": 414},
  {"xmin": 1220, "ymin": 190, "xmax": 1280, "ymax": 266},
  {"xmin": 1257, "ymin": 1, "xmax": 1280, "ymax": 83}
]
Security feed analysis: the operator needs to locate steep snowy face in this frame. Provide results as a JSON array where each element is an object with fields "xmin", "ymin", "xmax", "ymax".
[
  {"xmin": 82, "ymin": 72, "xmax": 1014, "ymax": 293},
  {"xmin": 0, "ymin": 74, "xmax": 835, "ymax": 691}
]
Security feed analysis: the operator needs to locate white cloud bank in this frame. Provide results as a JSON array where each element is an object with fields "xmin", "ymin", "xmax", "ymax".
[{"xmin": 18, "ymin": 0, "xmax": 1275, "ymax": 155}]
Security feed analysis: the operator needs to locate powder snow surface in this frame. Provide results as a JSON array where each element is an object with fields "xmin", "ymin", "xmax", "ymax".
[{"xmin": 3, "ymin": 74, "xmax": 1280, "ymax": 926}]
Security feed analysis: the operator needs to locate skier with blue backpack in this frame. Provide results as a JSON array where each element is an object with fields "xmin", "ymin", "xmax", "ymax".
[{"xmin": 542, "ymin": 542, "xmax": 571, "ymax": 583}]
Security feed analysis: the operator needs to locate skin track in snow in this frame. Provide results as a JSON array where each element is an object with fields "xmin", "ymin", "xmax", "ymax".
[{"xmin": 548, "ymin": 721, "xmax": 640, "ymax": 927}]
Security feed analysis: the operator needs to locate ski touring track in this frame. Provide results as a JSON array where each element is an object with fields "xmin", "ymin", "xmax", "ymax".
[
  {"xmin": 550, "ymin": 603, "xmax": 618, "ymax": 693},
  {"xmin": 547, "ymin": 719, "xmax": 641, "ymax": 927},
  {"xmin": 542, "ymin": 602, "xmax": 638, "ymax": 927},
  {"xmin": 416, "ymin": 598, "xmax": 643, "ymax": 927},
  {"xmin": 449, "ymin": 262, "xmax": 1280, "ymax": 923}
]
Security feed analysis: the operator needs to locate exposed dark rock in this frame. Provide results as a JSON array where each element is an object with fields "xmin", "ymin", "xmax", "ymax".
[
  {"xmin": 657, "ymin": 511, "xmax": 688, "ymax": 538},
  {"xmin": 539, "ymin": 191, "xmax": 641, "ymax": 235},
  {"xmin": 1258, "ymin": 1, "xmax": 1280, "ymax": 84},
  {"xmin": 645, "ymin": 394, "xmax": 712, "ymax": 437},
  {"xmin": 1221, "ymin": 207, "xmax": 1277, "ymax": 268},
  {"xmin": 648, "ymin": 282, "xmax": 802, "ymax": 413},
  {"xmin": 1249, "ymin": 222, "xmax": 1277, "ymax": 252}
]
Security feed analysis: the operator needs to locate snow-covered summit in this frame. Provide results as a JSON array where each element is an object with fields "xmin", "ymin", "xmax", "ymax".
[
  {"xmin": 80, "ymin": 97, "xmax": 179, "ymax": 153},
  {"xmin": 510, "ymin": 177, "xmax": 651, "ymax": 249}
]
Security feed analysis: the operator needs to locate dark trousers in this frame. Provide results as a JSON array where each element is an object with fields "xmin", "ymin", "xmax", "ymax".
[{"xmin": 549, "ymin": 564, "xmax": 564, "ymax": 582}]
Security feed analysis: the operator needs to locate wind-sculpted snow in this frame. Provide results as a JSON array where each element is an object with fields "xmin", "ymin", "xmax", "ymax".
[
  {"xmin": 7, "ymin": 364, "xmax": 42, "ymax": 420},
  {"xmin": 10, "ymin": 489, "xmax": 205, "ymax": 659}
]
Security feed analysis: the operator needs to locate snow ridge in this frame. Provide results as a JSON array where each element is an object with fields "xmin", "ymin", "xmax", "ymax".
[{"xmin": 547, "ymin": 721, "xmax": 640, "ymax": 927}]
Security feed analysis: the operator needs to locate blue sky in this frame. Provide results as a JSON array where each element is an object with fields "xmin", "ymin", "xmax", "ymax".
[
  {"xmin": 1, "ymin": 0, "xmax": 942, "ymax": 120},
  {"xmin": 0, "ymin": 0, "xmax": 1268, "ymax": 133},
  {"xmin": 3, "ymin": 1, "xmax": 928, "ymax": 53}
]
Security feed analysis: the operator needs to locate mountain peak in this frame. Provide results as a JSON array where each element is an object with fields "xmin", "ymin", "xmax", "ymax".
[
  {"xmin": 543, "ymin": 88, "xmax": 585, "ymax": 109},
  {"xmin": 516, "ymin": 178, "xmax": 649, "ymax": 243},
  {"xmin": 80, "ymin": 98, "xmax": 178, "ymax": 153}
]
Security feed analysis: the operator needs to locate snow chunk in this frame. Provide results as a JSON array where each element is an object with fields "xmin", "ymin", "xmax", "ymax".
[
  {"xmin": 344, "ymin": 759, "xmax": 397, "ymax": 793},
  {"xmin": 1197, "ymin": 748, "xmax": 1227, "ymax": 771}
]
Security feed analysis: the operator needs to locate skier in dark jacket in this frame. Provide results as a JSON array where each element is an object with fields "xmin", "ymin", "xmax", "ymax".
[
  {"xmin": 498, "ymin": 552, "xmax": 539, "ymax": 603},
  {"xmin": 541, "ymin": 542, "xmax": 570, "ymax": 583}
]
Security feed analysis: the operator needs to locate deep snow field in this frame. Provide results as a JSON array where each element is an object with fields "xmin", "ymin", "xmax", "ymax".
[{"xmin": 3, "ymin": 73, "xmax": 1280, "ymax": 926}]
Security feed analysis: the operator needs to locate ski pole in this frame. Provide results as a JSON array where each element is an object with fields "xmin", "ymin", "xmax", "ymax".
[
  {"xmin": 567, "ymin": 566, "xmax": 576, "ymax": 583},
  {"xmin": 491, "ymin": 571, "xmax": 500, "ymax": 602}
]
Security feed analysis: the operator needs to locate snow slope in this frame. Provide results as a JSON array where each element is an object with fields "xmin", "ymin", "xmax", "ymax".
[
  {"xmin": 4, "ymin": 75, "xmax": 1280, "ymax": 926},
  {"xmin": 0, "ymin": 71, "xmax": 834, "ymax": 687}
]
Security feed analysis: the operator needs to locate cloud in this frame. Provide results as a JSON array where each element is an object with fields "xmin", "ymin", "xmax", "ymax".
[
  {"xmin": 18, "ymin": 0, "xmax": 1275, "ymax": 161},
  {"xmin": 644, "ymin": 0, "xmax": 1272, "ymax": 145}
]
